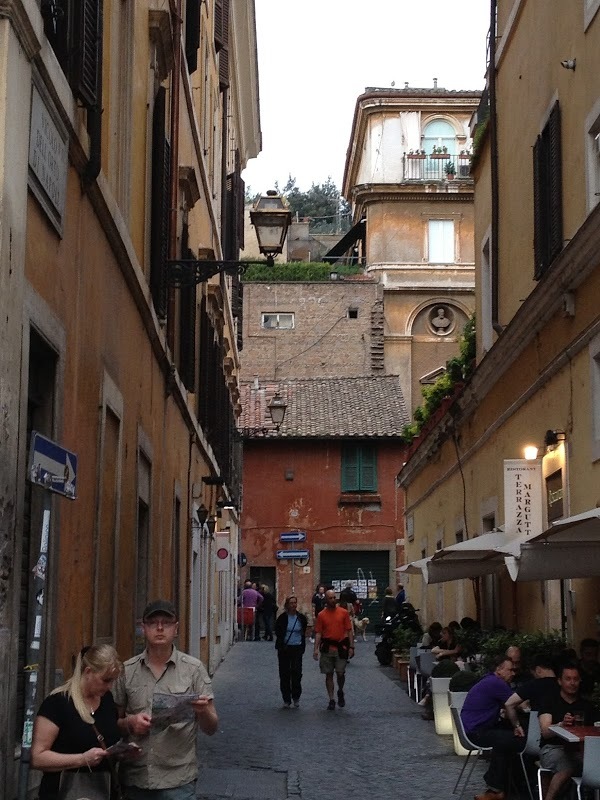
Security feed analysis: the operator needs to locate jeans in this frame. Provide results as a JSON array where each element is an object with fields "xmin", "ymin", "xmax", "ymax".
[
  {"xmin": 278, "ymin": 645, "xmax": 303, "ymax": 703},
  {"xmin": 467, "ymin": 722, "xmax": 525, "ymax": 792},
  {"xmin": 123, "ymin": 781, "xmax": 196, "ymax": 800},
  {"xmin": 262, "ymin": 611, "xmax": 274, "ymax": 640}
]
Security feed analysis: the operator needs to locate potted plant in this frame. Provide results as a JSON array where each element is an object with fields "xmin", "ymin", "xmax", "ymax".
[
  {"xmin": 391, "ymin": 626, "xmax": 420, "ymax": 681},
  {"xmin": 445, "ymin": 161, "xmax": 456, "ymax": 179},
  {"xmin": 430, "ymin": 659, "xmax": 460, "ymax": 735}
]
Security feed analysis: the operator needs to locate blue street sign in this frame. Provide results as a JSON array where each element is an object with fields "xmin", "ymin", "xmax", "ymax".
[
  {"xmin": 279, "ymin": 530, "xmax": 306, "ymax": 542},
  {"xmin": 276, "ymin": 549, "xmax": 310, "ymax": 560},
  {"xmin": 28, "ymin": 432, "xmax": 78, "ymax": 499}
]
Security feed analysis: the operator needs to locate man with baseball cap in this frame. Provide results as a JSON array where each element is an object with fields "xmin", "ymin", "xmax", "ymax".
[{"xmin": 113, "ymin": 600, "xmax": 218, "ymax": 799}]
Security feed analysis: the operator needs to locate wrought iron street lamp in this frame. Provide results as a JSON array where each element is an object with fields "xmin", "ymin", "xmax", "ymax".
[
  {"xmin": 239, "ymin": 391, "xmax": 287, "ymax": 437},
  {"xmin": 167, "ymin": 190, "xmax": 291, "ymax": 287}
]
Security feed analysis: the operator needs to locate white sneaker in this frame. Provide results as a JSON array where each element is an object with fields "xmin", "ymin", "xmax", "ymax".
[{"xmin": 309, "ymin": 637, "xmax": 314, "ymax": 643}]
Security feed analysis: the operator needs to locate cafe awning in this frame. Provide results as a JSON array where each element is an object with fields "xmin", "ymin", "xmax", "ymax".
[
  {"xmin": 397, "ymin": 530, "xmax": 521, "ymax": 584},
  {"xmin": 504, "ymin": 508, "xmax": 600, "ymax": 581}
]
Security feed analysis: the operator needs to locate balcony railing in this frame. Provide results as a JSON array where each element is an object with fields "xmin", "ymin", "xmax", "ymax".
[{"xmin": 402, "ymin": 153, "xmax": 472, "ymax": 182}]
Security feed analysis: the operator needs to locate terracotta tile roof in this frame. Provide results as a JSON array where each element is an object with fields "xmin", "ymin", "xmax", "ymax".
[{"xmin": 239, "ymin": 376, "xmax": 409, "ymax": 439}]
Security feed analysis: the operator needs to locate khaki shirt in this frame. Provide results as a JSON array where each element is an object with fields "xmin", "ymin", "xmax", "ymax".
[{"xmin": 113, "ymin": 647, "xmax": 213, "ymax": 789}]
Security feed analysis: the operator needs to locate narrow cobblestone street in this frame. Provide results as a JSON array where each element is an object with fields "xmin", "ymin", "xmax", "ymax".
[{"xmin": 197, "ymin": 638, "xmax": 483, "ymax": 800}]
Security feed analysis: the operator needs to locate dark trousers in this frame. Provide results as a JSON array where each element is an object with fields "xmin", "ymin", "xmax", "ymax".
[
  {"xmin": 278, "ymin": 646, "xmax": 303, "ymax": 703},
  {"xmin": 468, "ymin": 722, "xmax": 525, "ymax": 792},
  {"xmin": 262, "ymin": 611, "xmax": 274, "ymax": 640}
]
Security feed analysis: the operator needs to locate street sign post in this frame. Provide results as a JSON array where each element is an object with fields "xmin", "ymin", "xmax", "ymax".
[
  {"xmin": 19, "ymin": 432, "xmax": 78, "ymax": 800},
  {"xmin": 276, "ymin": 549, "xmax": 310, "ymax": 560},
  {"xmin": 279, "ymin": 530, "xmax": 306, "ymax": 543}
]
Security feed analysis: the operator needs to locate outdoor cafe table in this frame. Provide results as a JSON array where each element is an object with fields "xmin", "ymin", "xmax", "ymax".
[{"xmin": 548, "ymin": 724, "xmax": 600, "ymax": 743}]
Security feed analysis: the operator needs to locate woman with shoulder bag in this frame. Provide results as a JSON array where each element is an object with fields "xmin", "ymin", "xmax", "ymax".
[
  {"xmin": 274, "ymin": 596, "xmax": 308, "ymax": 709},
  {"xmin": 32, "ymin": 644, "xmax": 123, "ymax": 800}
]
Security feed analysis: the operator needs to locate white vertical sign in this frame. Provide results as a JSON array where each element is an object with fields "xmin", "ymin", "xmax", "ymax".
[{"xmin": 503, "ymin": 459, "xmax": 543, "ymax": 540}]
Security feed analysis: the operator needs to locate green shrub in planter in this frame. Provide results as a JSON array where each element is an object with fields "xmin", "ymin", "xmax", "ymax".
[
  {"xmin": 449, "ymin": 670, "xmax": 481, "ymax": 692},
  {"xmin": 391, "ymin": 626, "xmax": 420, "ymax": 655},
  {"xmin": 431, "ymin": 658, "xmax": 460, "ymax": 678},
  {"xmin": 480, "ymin": 629, "xmax": 567, "ymax": 672}
]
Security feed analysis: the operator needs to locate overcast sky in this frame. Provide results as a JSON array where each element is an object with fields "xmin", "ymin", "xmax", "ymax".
[{"xmin": 242, "ymin": 0, "xmax": 491, "ymax": 195}]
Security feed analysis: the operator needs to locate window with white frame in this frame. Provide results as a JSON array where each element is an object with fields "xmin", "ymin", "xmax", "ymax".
[
  {"xmin": 428, "ymin": 219, "xmax": 455, "ymax": 263},
  {"xmin": 261, "ymin": 312, "xmax": 294, "ymax": 330},
  {"xmin": 589, "ymin": 334, "xmax": 600, "ymax": 462},
  {"xmin": 585, "ymin": 102, "xmax": 600, "ymax": 212},
  {"xmin": 481, "ymin": 235, "xmax": 493, "ymax": 352}
]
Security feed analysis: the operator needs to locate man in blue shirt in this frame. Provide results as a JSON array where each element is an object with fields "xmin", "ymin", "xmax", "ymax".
[{"xmin": 461, "ymin": 655, "xmax": 526, "ymax": 800}]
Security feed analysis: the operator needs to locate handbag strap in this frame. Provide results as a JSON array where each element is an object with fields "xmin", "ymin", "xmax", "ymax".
[
  {"xmin": 283, "ymin": 614, "xmax": 299, "ymax": 647},
  {"xmin": 91, "ymin": 723, "xmax": 124, "ymax": 800}
]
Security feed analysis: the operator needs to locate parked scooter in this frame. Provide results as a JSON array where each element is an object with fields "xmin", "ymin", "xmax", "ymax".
[{"xmin": 374, "ymin": 603, "xmax": 423, "ymax": 666}]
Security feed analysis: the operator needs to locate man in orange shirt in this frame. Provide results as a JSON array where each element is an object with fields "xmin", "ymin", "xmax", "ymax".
[{"xmin": 313, "ymin": 590, "xmax": 355, "ymax": 710}]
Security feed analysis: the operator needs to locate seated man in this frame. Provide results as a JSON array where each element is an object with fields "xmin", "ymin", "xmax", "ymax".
[
  {"xmin": 461, "ymin": 655, "xmax": 525, "ymax": 800},
  {"xmin": 577, "ymin": 638, "xmax": 600, "ymax": 697},
  {"xmin": 539, "ymin": 663, "xmax": 595, "ymax": 800},
  {"xmin": 505, "ymin": 654, "xmax": 558, "ymax": 716}
]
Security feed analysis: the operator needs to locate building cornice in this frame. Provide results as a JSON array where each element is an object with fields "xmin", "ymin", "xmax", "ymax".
[{"xmin": 0, "ymin": 0, "xmax": 41, "ymax": 60}]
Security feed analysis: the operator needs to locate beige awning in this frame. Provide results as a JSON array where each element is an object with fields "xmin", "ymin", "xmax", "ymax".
[{"xmin": 504, "ymin": 508, "xmax": 600, "ymax": 581}]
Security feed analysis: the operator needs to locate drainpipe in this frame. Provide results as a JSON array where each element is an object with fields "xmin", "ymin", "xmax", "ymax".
[
  {"xmin": 167, "ymin": 0, "xmax": 182, "ymax": 352},
  {"xmin": 489, "ymin": 0, "xmax": 502, "ymax": 333}
]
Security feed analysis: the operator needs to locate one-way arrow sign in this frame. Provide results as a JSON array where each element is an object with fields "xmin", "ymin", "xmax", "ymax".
[
  {"xmin": 279, "ymin": 530, "xmax": 306, "ymax": 542},
  {"xmin": 276, "ymin": 549, "xmax": 310, "ymax": 560}
]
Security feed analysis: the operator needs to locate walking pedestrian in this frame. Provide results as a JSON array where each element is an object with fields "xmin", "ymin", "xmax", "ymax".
[
  {"xmin": 113, "ymin": 600, "xmax": 218, "ymax": 800},
  {"xmin": 275, "ymin": 596, "xmax": 308, "ymax": 708},
  {"xmin": 313, "ymin": 590, "xmax": 354, "ymax": 710},
  {"xmin": 31, "ymin": 644, "xmax": 122, "ymax": 800},
  {"xmin": 310, "ymin": 584, "xmax": 327, "ymax": 642},
  {"xmin": 260, "ymin": 584, "xmax": 277, "ymax": 641}
]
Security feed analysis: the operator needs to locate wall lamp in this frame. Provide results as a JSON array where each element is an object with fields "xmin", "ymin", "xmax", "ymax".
[
  {"xmin": 238, "ymin": 391, "xmax": 287, "ymax": 438},
  {"xmin": 523, "ymin": 429, "xmax": 566, "ymax": 460},
  {"xmin": 166, "ymin": 191, "xmax": 291, "ymax": 287},
  {"xmin": 544, "ymin": 429, "xmax": 566, "ymax": 449}
]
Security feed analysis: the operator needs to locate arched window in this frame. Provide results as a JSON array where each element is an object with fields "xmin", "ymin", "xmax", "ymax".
[
  {"xmin": 423, "ymin": 119, "xmax": 456, "ymax": 155},
  {"xmin": 423, "ymin": 119, "xmax": 457, "ymax": 180}
]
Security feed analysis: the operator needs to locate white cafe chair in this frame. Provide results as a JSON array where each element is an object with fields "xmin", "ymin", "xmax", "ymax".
[
  {"xmin": 517, "ymin": 711, "xmax": 552, "ymax": 800},
  {"xmin": 451, "ymin": 706, "xmax": 493, "ymax": 800},
  {"xmin": 571, "ymin": 736, "xmax": 600, "ymax": 800}
]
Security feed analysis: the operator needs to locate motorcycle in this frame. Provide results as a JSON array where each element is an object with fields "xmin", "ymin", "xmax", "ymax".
[{"xmin": 374, "ymin": 603, "xmax": 423, "ymax": 666}]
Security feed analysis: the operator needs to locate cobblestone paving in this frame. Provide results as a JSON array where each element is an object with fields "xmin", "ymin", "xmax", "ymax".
[{"xmin": 196, "ymin": 638, "xmax": 486, "ymax": 800}]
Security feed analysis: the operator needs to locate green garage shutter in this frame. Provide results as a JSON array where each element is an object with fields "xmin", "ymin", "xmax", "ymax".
[{"xmin": 319, "ymin": 549, "xmax": 390, "ymax": 627}]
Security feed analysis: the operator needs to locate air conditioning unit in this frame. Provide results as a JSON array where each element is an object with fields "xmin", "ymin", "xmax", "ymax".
[{"xmin": 458, "ymin": 163, "xmax": 471, "ymax": 178}]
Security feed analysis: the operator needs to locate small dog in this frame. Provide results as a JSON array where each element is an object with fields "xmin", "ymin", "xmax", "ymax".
[{"xmin": 353, "ymin": 616, "xmax": 370, "ymax": 641}]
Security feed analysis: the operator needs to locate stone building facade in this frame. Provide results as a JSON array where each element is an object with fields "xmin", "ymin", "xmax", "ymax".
[{"xmin": 0, "ymin": 2, "xmax": 259, "ymax": 793}]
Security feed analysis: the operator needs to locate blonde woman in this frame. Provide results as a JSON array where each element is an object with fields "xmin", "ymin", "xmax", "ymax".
[{"xmin": 31, "ymin": 644, "xmax": 122, "ymax": 799}]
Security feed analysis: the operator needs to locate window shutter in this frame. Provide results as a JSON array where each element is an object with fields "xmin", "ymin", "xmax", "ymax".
[
  {"xmin": 341, "ymin": 446, "xmax": 360, "ymax": 492},
  {"xmin": 219, "ymin": 47, "xmax": 230, "ymax": 90},
  {"xmin": 359, "ymin": 446, "xmax": 378, "ymax": 491},
  {"xmin": 75, "ymin": 0, "xmax": 102, "ymax": 109},
  {"xmin": 185, "ymin": 0, "xmax": 201, "ymax": 74},
  {"xmin": 214, "ymin": 0, "xmax": 224, "ymax": 50},
  {"xmin": 547, "ymin": 101, "xmax": 563, "ymax": 266},
  {"xmin": 150, "ymin": 87, "xmax": 170, "ymax": 320},
  {"xmin": 179, "ymin": 235, "xmax": 197, "ymax": 392},
  {"xmin": 237, "ymin": 175, "xmax": 245, "ymax": 249},
  {"xmin": 532, "ymin": 136, "xmax": 544, "ymax": 279}
]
